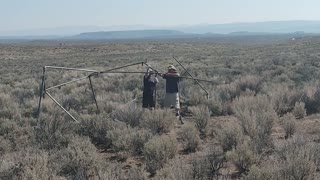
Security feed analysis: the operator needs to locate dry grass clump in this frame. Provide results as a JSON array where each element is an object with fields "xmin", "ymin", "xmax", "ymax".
[
  {"xmin": 141, "ymin": 109, "xmax": 175, "ymax": 135},
  {"xmin": 189, "ymin": 105, "xmax": 211, "ymax": 135},
  {"xmin": 178, "ymin": 123, "xmax": 201, "ymax": 152},
  {"xmin": 143, "ymin": 135, "xmax": 177, "ymax": 174}
]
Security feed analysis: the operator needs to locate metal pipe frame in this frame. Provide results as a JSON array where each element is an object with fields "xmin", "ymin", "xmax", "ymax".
[
  {"xmin": 46, "ymin": 91, "xmax": 79, "ymax": 123},
  {"xmin": 37, "ymin": 62, "xmax": 148, "ymax": 122},
  {"xmin": 173, "ymin": 56, "xmax": 210, "ymax": 99}
]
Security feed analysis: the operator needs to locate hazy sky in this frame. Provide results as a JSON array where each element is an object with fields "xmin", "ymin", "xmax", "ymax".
[{"xmin": 1, "ymin": 0, "xmax": 320, "ymax": 31}]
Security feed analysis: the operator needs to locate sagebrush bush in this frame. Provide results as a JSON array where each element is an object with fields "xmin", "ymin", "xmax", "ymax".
[
  {"xmin": 107, "ymin": 125, "xmax": 152, "ymax": 155},
  {"xmin": 274, "ymin": 136, "xmax": 319, "ymax": 179},
  {"xmin": 112, "ymin": 104, "xmax": 143, "ymax": 127},
  {"xmin": 143, "ymin": 135, "xmax": 177, "ymax": 174},
  {"xmin": 269, "ymin": 85, "xmax": 302, "ymax": 115},
  {"xmin": 0, "ymin": 93, "xmax": 21, "ymax": 120},
  {"xmin": 178, "ymin": 123, "xmax": 200, "ymax": 152},
  {"xmin": 237, "ymin": 75, "xmax": 263, "ymax": 93},
  {"xmin": 141, "ymin": 109, "xmax": 175, "ymax": 134},
  {"xmin": 245, "ymin": 164, "xmax": 281, "ymax": 180},
  {"xmin": 155, "ymin": 159, "xmax": 193, "ymax": 180},
  {"xmin": 35, "ymin": 114, "xmax": 75, "ymax": 150},
  {"xmin": 50, "ymin": 135, "xmax": 107, "ymax": 179},
  {"xmin": 190, "ymin": 105, "xmax": 211, "ymax": 135},
  {"xmin": 226, "ymin": 141, "xmax": 256, "ymax": 174},
  {"xmin": 0, "ymin": 149, "xmax": 53, "ymax": 180},
  {"xmin": 293, "ymin": 102, "xmax": 307, "ymax": 119},
  {"xmin": 214, "ymin": 121, "xmax": 244, "ymax": 152},
  {"xmin": 78, "ymin": 114, "xmax": 116, "ymax": 149},
  {"xmin": 281, "ymin": 113, "xmax": 296, "ymax": 139},
  {"xmin": 233, "ymin": 95, "xmax": 276, "ymax": 154}
]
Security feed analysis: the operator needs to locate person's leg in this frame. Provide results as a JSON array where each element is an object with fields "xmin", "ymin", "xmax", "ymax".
[
  {"xmin": 174, "ymin": 93, "xmax": 180, "ymax": 115},
  {"xmin": 149, "ymin": 94, "xmax": 156, "ymax": 110},
  {"xmin": 163, "ymin": 93, "xmax": 171, "ymax": 108},
  {"xmin": 142, "ymin": 92, "xmax": 148, "ymax": 108}
]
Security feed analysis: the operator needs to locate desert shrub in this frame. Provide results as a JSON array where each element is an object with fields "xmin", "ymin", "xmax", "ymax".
[
  {"xmin": 107, "ymin": 125, "xmax": 152, "ymax": 155},
  {"xmin": 217, "ymin": 83, "xmax": 241, "ymax": 102},
  {"xmin": 189, "ymin": 146, "xmax": 226, "ymax": 180},
  {"xmin": 281, "ymin": 113, "xmax": 296, "ymax": 139},
  {"xmin": 191, "ymin": 155, "xmax": 207, "ymax": 180},
  {"xmin": 78, "ymin": 114, "xmax": 114, "ymax": 148},
  {"xmin": 143, "ymin": 135, "xmax": 177, "ymax": 174},
  {"xmin": 214, "ymin": 121, "xmax": 244, "ymax": 152},
  {"xmin": 293, "ymin": 102, "xmax": 307, "ymax": 119},
  {"xmin": 274, "ymin": 136, "xmax": 319, "ymax": 179},
  {"xmin": 0, "ymin": 149, "xmax": 53, "ymax": 180},
  {"xmin": 245, "ymin": 164, "xmax": 281, "ymax": 180},
  {"xmin": 112, "ymin": 104, "xmax": 143, "ymax": 127},
  {"xmin": 12, "ymin": 88, "xmax": 34, "ymax": 105},
  {"xmin": 226, "ymin": 141, "xmax": 256, "ymax": 174},
  {"xmin": 233, "ymin": 95, "xmax": 276, "ymax": 154},
  {"xmin": 141, "ymin": 109, "xmax": 175, "ymax": 134},
  {"xmin": 51, "ymin": 136, "xmax": 106, "ymax": 179},
  {"xmin": 270, "ymin": 85, "xmax": 303, "ymax": 115},
  {"xmin": 0, "ymin": 93, "xmax": 21, "ymax": 120},
  {"xmin": 205, "ymin": 95, "xmax": 223, "ymax": 116},
  {"xmin": 131, "ymin": 129, "xmax": 153, "ymax": 155},
  {"xmin": 35, "ymin": 114, "xmax": 75, "ymax": 150},
  {"xmin": 304, "ymin": 84, "xmax": 320, "ymax": 114},
  {"xmin": 178, "ymin": 123, "xmax": 200, "ymax": 152},
  {"xmin": 155, "ymin": 159, "xmax": 193, "ymax": 180},
  {"xmin": 0, "ymin": 136, "xmax": 12, "ymax": 156},
  {"xmin": 206, "ymin": 146, "xmax": 226, "ymax": 178},
  {"xmin": 236, "ymin": 75, "xmax": 263, "ymax": 93},
  {"xmin": 190, "ymin": 105, "xmax": 211, "ymax": 135}
]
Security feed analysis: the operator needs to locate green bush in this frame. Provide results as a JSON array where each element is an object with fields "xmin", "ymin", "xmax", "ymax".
[{"xmin": 143, "ymin": 136, "xmax": 177, "ymax": 174}]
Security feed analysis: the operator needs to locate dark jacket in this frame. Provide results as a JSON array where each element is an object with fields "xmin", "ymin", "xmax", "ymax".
[{"xmin": 162, "ymin": 73, "xmax": 180, "ymax": 93}]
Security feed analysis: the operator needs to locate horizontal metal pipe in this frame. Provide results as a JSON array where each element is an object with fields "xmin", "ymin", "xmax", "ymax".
[
  {"xmin": 45, "ymin": 91, "xmax": 79, "ymax": 123},
  {"xmin": 46, "ymin": 76, "xmax": 88, "ymax": 91},
  {"xmin": 179, "ymin": 76, "xmax": 216, "ymax": 83},
  {"xmin": 45, "ymin": 66, "xmax": 98, "ymax": 73},
  {"xmin": 100, "ymin": 61, "xmax": 145, "ymax": 74}
]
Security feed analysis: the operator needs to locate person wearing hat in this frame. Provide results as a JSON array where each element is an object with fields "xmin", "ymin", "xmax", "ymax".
[
  {"xmin": 142, "ymin": 68, "xmax": 159, "ymax": 110},
  {"xmin": 160, "ymin": 65, "xmax": 182, "ymax": 119}
]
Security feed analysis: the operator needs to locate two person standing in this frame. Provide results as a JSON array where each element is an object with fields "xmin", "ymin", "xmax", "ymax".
[{"xmin": 142, "ymin": 65, "xmax": 181, "ymax": 119}]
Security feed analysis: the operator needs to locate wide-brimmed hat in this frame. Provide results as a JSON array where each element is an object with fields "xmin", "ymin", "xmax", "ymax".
[{"xmin": 167, "ymin": 65, "xmax": 176, "ymax": 70}]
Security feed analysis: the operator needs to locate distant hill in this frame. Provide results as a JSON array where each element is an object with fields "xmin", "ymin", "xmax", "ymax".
[
  {"xmin": 178, "ymin": 20, "xmax": 320, "ymax": 34},
  {"xmin": 69, "ymin": 30, "xmax": 187, "ymax": 40},
  {"xmin": 1, "ymin": 21, "xmax": 320, "ymax": 40}
]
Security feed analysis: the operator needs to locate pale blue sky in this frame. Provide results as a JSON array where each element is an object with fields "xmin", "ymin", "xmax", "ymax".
[{"xmin": 1, "ymin": 0, "xmax": 320, "ymax": 31}]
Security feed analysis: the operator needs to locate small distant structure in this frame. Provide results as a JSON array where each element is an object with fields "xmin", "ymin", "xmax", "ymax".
[{"xmin": 292, "ymin": 38, "xmax": 296, "ymax": 41}]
